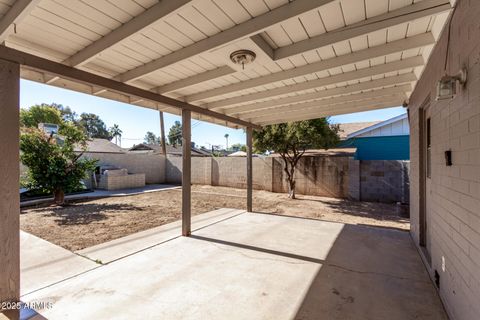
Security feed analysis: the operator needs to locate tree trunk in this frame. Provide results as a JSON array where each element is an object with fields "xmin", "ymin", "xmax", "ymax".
[
  {"xmin": 288, "ymin": 178, "xmax": 296, "ymax": 199},
  {"xmin": 54, "ymin": 189, "xmax": 65, "ymax": 205},
  {"xmin": 281, "ymin": 154, "xmax": 297, "ymax": 199}
]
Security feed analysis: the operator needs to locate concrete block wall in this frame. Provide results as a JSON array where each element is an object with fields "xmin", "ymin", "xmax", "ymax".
[
  {"xmin": 166, "ymin": 156, "xmax": 273, "ymax": 190},
  {"xmin": 272, "ymin": 156, "xmax": 350, "ymax": 198},
  {"xmin": 212, "ymin": 157, "xmax": 272, "ymax": 190},
  {"xmin": 98, "ymin": 173, "xmax": 145, "ymax": 190},
  {"xmin": 165, "ymin": 156, "xmax": 212, "ymax": 185},
  {"xmin": 408, "ymin": 1, "xmax": 480, "ymax": 319},
  {"xmin": 82, "ymin": 152, "xmax": 165, "ymax": 184},
  {"xmin": 359, "ymin": 160, "xmax": 409, "ymax": 203},
  {"xmin": 348, "ymin": 158, "xmax": 360, "ymax": 200}
]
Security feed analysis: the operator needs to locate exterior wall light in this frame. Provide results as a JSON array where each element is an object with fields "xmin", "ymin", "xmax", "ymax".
[{"xmin": 436, "ymin": 68, "xmax": 467, "ymax": 100}]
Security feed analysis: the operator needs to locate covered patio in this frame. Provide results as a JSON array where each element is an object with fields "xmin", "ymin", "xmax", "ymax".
[
  {"xmin": 20, "ymin": 209, "xmax": 446, "ymax": 320},
  {"xmin": 0, "ymin": 0, "xmax": 455, "ymax": 319}
]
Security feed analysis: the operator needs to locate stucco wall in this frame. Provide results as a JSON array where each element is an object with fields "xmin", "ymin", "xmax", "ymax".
[
  {"xmin": 408, "ymin": 1, "xmax": 480, "ymax": 319},
  {"xmin": 82, "ymin": 152, "xmax": 166, "ymax": 184}
]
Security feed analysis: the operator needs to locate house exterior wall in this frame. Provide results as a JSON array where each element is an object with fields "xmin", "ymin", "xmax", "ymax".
[
  {"xmin": 339, "ymin": 136, "xmax": 410, "ymax": 160},
  {"xmin": 356, "ymin": 117, "xmax": 410, "ymax": 137},
  {"xmin": 408, "ymin": 1, "xmax": 480, "ymax": 319}
]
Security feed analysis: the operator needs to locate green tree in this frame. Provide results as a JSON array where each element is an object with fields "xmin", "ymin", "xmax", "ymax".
[
  {"xmin": 168, "ymin": 121, "xmax": 182, "ymax": 147},
  {"xmin": 224, "ymin": 133, "xmax": 229, "ymax": 150},
  {"xmin": 78, "ymin": 113, "xmax": 111, "ymax": 139},
  {"xmin": 144, "ymin": 131, "xmax": 160, "ymax": 144},
  {"xmin": 109, "ymin": 124, "xmax": 123, "ymax": 146},
  {"xmin": 231, "ymin": 143, "xmax": 246, "ymax": 152},
  {"xmin": 52, "ymin": 103, "xmax": 78, "ymax": 123},
  {"xmin": 254, "ymin": 119, "xmax": 339, "ymax": 199},
  {"xmin": 20, "ymin": 104, "xmax": 63, "ymax": 128},
  {"xmin": 20, "ymin": 123, "xmax": 97, "ymax": 205}
]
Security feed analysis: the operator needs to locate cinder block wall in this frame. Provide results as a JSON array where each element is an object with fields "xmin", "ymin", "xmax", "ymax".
[
  {"xmin": 212, "ymin": 157, "xmax": 272, "ymax": 190},
  {"xmin": 82, "ymin": 152, "xmax": 166, "ymax": 184},
  {"xmin": 408, "ymin": 1, "xmax": 480, "ymax": 319},
  {"xmin": 165, "ymin": 155, "xmax": 354, "ymax": 199},
  {"xmin": 360, "ymin": 160, "xmax": 409, "ymax": 203},
  {"xmin": 165, "ymin": 156, "xmax": 212, "ymax": 184},
  {"xmin": 272, "ymin": 155, "xmax": 350, "ymax": 198}
]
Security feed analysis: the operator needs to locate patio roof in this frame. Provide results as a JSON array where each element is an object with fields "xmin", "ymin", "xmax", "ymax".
[{"xmin": 0, "ymin": 0, "xmax": 452, "ymax": 127}]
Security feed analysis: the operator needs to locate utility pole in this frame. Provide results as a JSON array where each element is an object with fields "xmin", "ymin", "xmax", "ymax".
[{"xmin": 159, "ymin": 110, "xmax": 167, "ymax": 156}]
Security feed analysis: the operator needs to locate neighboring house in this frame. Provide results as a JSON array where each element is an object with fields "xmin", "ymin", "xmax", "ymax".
[
  {"xmin": 128, "ymin": 143, "xmax": 211, "ymax": 157},
  {"xmin": 74, "ymin": 138, "xmax": 125, "ymax": 154},
  {"xmin": 338, "ymin": 114, "xmax": 409, "ymax": 160},
  {"xmin": 337, "ymin": 121, "xmax": 380, "ymax": 140},
  {"xmin": 228, "ymin": 151, "xmax": 247, "ymax": 157}
]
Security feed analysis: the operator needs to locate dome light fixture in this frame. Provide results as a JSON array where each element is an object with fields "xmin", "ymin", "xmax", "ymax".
[{"xmin": 230, "ymin": 50, "xmax": 256, "ymax": 69}]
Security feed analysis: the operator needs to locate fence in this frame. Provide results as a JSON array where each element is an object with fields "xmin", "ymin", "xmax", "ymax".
[
  {"xmin": 20, "ymin": 151, "xmax": 409, "ymax": 203},
  {"xmin": 165, "ymin": 155, "xmax": 409, "ymax": 203}
]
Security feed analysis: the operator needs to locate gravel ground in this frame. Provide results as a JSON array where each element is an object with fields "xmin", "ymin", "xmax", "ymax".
[{"xmin": 21, "ymin": 185, "xmax": 409, "ymax": 251}]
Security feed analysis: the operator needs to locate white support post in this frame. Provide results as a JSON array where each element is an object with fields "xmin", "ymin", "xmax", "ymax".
[
  {"xmin": 246, "ymin": 127, "xmax": 253, "ymax": 212},
  {"xmin": 182, "ymin": 110, "xmax": 191, "ymax": 236},
  {"xmin": 0, "ymin": 59, "xmax": 20, "ymax": 319}
]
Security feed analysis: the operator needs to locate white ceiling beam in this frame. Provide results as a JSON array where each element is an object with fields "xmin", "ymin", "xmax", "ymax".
[
  {"xmin": 250, "ymin": 34, "xmax": 274, "ymax": 60},
  {"xmin": 275, "ymin": 0, "xmax": 451, "ymax": 60},
  {"xmin": 0, "ymin": 0, "xmax": 41, "ymax": 43},
  {"xmin": 208, "ymin": 55, "xmax": 423, "ymax": 109},
  {"xmin": 224, "ymin": 73, "xmax": 416, "ymax": 115},
  {"xmin": 64, "ymin": 0, "xmax": 192, "ymax": 67},
  {"xmin": 187, "ymin": 33, "xmax": 434, "ymax": 103},
  {"xmin": 115, "ymin": 0, "xmax": 336, "ymax": 82},
  {"xmin": 155, "ymin": 66, "xmax": 235, "ymax": 94},
  {"xmin": 256, "ymin": 97, "xmax": 406, "ymax": 125},
  {"xmin": 242, "ymin": 85, "xmax": 411, "ymax": 119}
]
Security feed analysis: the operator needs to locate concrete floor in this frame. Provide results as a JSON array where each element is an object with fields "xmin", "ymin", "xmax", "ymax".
[{"xmin": 21, "ymin": 210, "xmax": 447, "ymax": 320}]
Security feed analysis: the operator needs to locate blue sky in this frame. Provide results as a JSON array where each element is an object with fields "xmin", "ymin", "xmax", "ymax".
[{"xmin": 20, "ymin": 79, "xmax": 406, "ymax": 148}]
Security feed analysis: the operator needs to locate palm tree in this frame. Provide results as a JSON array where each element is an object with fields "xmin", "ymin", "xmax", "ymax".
[
  {"xmin": 224, "ymin": 133, "xmax": 229, "ymax": 150},
  {"xmin": 109, "ymin": 124, "xmax": 123, "ymax": 146}
]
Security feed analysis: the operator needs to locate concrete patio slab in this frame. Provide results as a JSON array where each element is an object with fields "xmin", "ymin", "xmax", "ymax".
[
  {"xmin": 20, "ymin": 231, "xmax": 98, "ymax": 295},
  {"xmin": 21, "ymin": 211, "xmax": 447, "ymax": 320},
  {"xmin": 77, "ymin": 208, "xmax": 245, "ymax": 264}
]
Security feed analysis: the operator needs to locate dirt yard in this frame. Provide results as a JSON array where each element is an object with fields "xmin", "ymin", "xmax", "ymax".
[{"xmin": 21, "ymin": 185, "xmax": 409, "ymax": 251}]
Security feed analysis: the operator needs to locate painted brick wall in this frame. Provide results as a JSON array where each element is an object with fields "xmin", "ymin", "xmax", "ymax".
[{"xmin": 408, "ymin": 1, "xmax": 480, "ymax": 319}]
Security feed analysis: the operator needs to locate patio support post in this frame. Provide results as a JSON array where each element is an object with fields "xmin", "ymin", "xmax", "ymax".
[
  {"xmin": 0, "ymin": 59, "xmax": 20, "ymax": 320},
  {"xmin": 246, "ymin": 127, "xmax": 253, "ymax": 212},
  {"xmin": 159, "ymin": 110, "xmax": 166, "ymax": 156},
  {"xmin": 182, "ymin": 109, "xmax": 191, "ymax": 236}
]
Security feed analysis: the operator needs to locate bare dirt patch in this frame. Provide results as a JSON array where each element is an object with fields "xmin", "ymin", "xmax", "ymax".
[{"xmin": 21, "ymin": 185, "xmax": 409, "ymax": 251}]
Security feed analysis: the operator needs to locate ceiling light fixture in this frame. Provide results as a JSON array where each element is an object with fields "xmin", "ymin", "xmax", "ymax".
[{"xmin": 230, "ymin": 50, "xmax": 256, "ymax": 70}]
